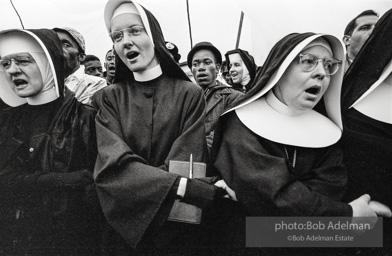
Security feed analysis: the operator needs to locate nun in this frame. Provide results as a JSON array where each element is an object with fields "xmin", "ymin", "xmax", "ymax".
[
  {"xmin": 0, "ymin": 29, "xmax": 101, "ymax": 255},
  {"xmin": 210, "ymin": 32, "xmax": 392, "ymax": 218},
  {"xmin": 93, "ymin": 0, "xmax": 225, "ymax": 255},
  {"xmin": 341, "ymin": 8, "xmax": 392, "ymax": 255}
]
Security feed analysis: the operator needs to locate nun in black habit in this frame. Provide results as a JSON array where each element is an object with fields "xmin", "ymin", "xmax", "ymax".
[
  {"xmin": 208, "ymin": 32, "xmax": 392, "ymax": 255},
  {"xmin": 210, "ymin": 32, "xmax": 392, "ymax": 220},
  {"xmin": 0, "ymin": 29, "xmax": 101, "ymax": 255},
  {"xmin": 93, "ymin": 0, "xmax": 224, "ymax": 255},
  {"xmin": 341, "ymin": 8, "xmax": 392, "ymax": 255}
]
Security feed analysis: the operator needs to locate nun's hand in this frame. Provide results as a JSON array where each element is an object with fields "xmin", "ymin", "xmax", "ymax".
[
  {"xmin": 214, "ymin": 179, "xmax": 238, "ymax": 201},
  {"xmin": 349, "ymin": 194, "xmax": 378, "ymax": 232},
  {"xmin": 369, "ymin": 200, "xmax": 392, "ymax": 217}
]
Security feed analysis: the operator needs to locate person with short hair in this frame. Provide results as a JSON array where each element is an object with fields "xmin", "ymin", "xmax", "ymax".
[
  {"xmin": 54, "ymin": 27, "xmax": 107, "ymax": 105},
  {"xmin": 342, "ymin": 10, "xmax": 379, "ymax": 72},
  {"xmin": 187, "ymin": 41, "xmax": 243, "ymax": 153},
  {"xmin": 83, "ymin": 54, "xmax": 104, "ymax": 78},
  {"xmin": 104, "ymin": 49, "xmax": 116, "ymax": 84}
]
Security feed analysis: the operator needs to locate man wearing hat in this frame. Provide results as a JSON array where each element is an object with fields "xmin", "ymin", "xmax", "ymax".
[
  {"xmin": 188, "ymin": 41, "xmax": 243, "ymax": 153},
  {"xmin": 54, "ymin": 27, "xmax": 107, "ymax": 105}
]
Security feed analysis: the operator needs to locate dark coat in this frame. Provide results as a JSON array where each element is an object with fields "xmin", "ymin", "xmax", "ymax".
[
  {"xmin": 204, "ymin": 80, "xmax": 243, "ymax": 152},
  {"xmin": 0, "ymin": 29, "xmax": 101, "ymax": 255}
]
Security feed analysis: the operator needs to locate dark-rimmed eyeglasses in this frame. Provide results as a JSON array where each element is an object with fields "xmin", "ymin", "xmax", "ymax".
[
  {"xmin": 109, "ymin": 26, "xmax": 144, "ymax": 42},
  {"xmin": 298, "ymin": 53, "xmax": 341, "ymax": 76},
  {"xmin": 0, "ymin": 56, "xmax": 35, "ymax": 71}
]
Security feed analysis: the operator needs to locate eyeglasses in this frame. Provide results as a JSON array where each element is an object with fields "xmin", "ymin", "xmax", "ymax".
[
  {"xmin": 109, "ymin": 26, "xmax": 144, "ymax": 42},
  {"xmin": 298, "ymin": 53, "xmax": 341, "ymax": 76},
  {"xmin": 0, "ymin": 56, "xmax": 34, "ymax": 71}
]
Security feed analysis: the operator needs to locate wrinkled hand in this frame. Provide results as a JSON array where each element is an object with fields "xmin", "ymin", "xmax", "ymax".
[
  {"xmin": 214, "ymin": 179, "xmax": 237, "ymax": 201},
  {"xmin": 181, "ymin": 178, "xmax": 227, "ymax": 208}
]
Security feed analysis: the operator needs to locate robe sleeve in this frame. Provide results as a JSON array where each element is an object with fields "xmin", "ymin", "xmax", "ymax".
[
  {"xmin": 213, "ymin": 112, "xmax": 352, "ymax": 217},
  {"xmin": 93, "ymin": 85, "xmax": 207, "ymax": 249}
]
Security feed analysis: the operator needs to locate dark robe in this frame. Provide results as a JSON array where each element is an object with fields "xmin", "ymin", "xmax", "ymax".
[
  {"xmin": 207, "ymin": 33, "xmax": 350, "ymax": 255},
  {"xmin": 0, "ymin": 29, "xmax": 101, "ymax": 255},
  {"xmin": 96, "ymin": 4, "xmax": 208, "ymax": 254},
  {"xmin": 340, "ymin": 8, "xmax": 392, "ymax": 256},
  {"xmin": 94, "ymin": 75, "xmax": 207, "ymax": 253},
  {"xmin": 212, "ymin": 111, "xmax": 351, "ymax": 217}
]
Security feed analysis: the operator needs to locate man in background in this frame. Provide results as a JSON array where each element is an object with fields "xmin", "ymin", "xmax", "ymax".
[
  {"xmin": 104, "ymin": 49, "xmax": 116, "ymax": 85},
  {"xmin": 187, "ymin": 42, "xmax": 243, "ymax": 153},
  {"xmin": 343, "ymin": 10, "xmax": 379, "ymax": 72},
  {"xmin": 83, "ymin": 54, "xmax": 104, "ymax": 78},
  {"xmin": 54, "ymin": 27, "xmax": 107, "ymax": 105}
]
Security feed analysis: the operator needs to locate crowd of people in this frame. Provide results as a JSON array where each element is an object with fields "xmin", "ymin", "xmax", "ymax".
[{"xmin": 0, "ymin": 0, "xmax": 391, "ymax": 255}]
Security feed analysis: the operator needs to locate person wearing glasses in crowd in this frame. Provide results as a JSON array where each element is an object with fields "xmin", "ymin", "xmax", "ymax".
[
  {"xmin": 0, "ymin": 29, "xmax": 102, "ymax": 255},
  {"xmin": 93, "ymin": 0, "xmax": 226, "ymax": 255},
  {"xmin": 208, "ymin": 32, "xmax": 391, "ymax": 255}
]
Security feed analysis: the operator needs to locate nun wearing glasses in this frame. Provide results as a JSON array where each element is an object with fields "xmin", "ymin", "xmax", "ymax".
[
  {"xmin": 0, "ymin": 29, "xmax": 102, "ymax": 255},
  {"xmin": 209, "ymin": 32, "xmax": 392, "ymax": 219},
  {"xmin": 93, "ymin": 0, "xmax": 227, "ymax": 255}
]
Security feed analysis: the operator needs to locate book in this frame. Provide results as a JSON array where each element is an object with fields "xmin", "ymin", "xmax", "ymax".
[{"xmin": 167, "ymin": 158, "xmax": 206, "ymax": 224}]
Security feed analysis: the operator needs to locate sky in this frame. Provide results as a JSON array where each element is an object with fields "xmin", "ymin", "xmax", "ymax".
[{"xmin": 1, "ymin": 0, "xmax": 391, "ymax": 68}]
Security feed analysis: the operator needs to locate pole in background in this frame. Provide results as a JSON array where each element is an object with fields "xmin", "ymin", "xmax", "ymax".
[
  {"xmin": 186, "ymin": 0, "xmax": 193, "ymax": 48},
  {"xmin": 235, "ymin": 11, "xmax": 244, "ymax": 49}
]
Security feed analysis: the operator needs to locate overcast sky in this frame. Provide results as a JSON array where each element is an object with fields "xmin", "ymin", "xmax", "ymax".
[{"xmin": 1, "ymin": 0, "xmax": 391, "ymax": 67}]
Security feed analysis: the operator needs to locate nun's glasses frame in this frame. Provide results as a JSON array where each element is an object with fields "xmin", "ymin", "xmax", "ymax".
[
  {"xmin": 0, "ymin": 56, "xmax": 35, "ymax": 71},
  {"xmin": 109, "ymin": 26, "xmax": 145, "ymax": 42},
  {"xmin": 298, "ymin": 53, "xmax": 342, "ymax": 76}
]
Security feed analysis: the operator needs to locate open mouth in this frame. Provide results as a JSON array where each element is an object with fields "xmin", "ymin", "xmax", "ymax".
[
  {"xmin": 305, "ymin": 86, "xmax": 321, "ymax": 95},
  {"xmin": 108, "ymin": 66, "xmax": 115, "ymax": 71},
  {"xmin": 13, "ymin": 79, "xmax": 27, "ymax": 87},
  {"xmin": 126, "ymin": 51, "xmax": 139, "ymax": 60},
  {"xmin": 197, "ymin": 73, "xmax": 207, "ymax": 79}
]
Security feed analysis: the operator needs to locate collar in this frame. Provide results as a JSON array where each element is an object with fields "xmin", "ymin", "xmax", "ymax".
[
  {"xmin": 235, "ymin": 90, "xmax": 342, "ymax": 148},
  {"xmin": 27, "ymin": 86, "xmax": 58, "ymax": 105},
  {"xmin": 351, "ymin": 58, "xmax": 392, "ymax": 124},
  {"xmin": 133, "ymin": 63, "xmax": 162, "ymax": 82}
]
